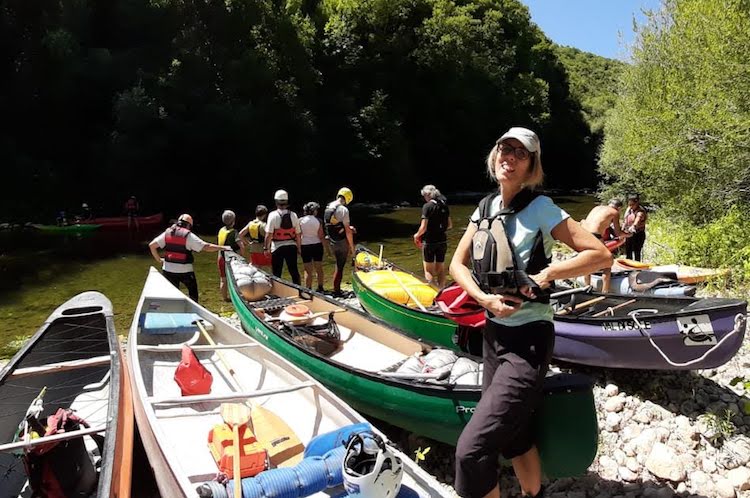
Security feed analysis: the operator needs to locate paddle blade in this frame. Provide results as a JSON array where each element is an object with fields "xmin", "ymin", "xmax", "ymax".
[
  {"xmin": 220, "ymin": 403, "xmax": 251, "ymax": 427},
  {"xmin": 251, "ymin": 405, "xmax": 304, "ymax": 467}
]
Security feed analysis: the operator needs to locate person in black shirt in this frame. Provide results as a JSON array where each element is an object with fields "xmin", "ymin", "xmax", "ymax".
[{"xmin": 413, "ymin": 184, "xmax": 452, "ymax": 287}]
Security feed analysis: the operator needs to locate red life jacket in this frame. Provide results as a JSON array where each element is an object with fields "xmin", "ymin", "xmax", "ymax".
[
  {"xmin": 165, "ymin": 225, "xmax": 194, "ymax": 264},
  {"xmin": 271, "ymin": 212, "xmax": 297, "ymax": 241}
]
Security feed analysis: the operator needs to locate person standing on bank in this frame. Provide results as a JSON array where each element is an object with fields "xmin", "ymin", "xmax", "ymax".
[
  {"xmin": 580, "ymin": 199, "xmax": 628, "ymax": 292},
  {"xmin": 324, "ymin": 187, "xmax": 355, "ymax": 297},
  {"xmin": 622, "ymin": 194, "xmax": 648, "ymax": 261},
  {"xmin": 300, "ymin": 202, "xmax": 328, "ymax": 292},
  {"xmin": 450, "ymin": 127, "xmax": 610, "ymax": 498},
  {"xmin": 217, "ymin": 210, "xmax": 241, "ymax": 302},
  {"xmin": 149, "ymin": 214, "xmax": 230, "ymax": 302},
  {"xmin": 413, "ymin": 184, "xmax": 452, "ymax": 288},
  {"xmin": 239, "ymin": 204, "xmax": 269, "ymax": 266},
  {"xmin": 264, "ymin": 190, "xmax": 302, "ymax": 284}
]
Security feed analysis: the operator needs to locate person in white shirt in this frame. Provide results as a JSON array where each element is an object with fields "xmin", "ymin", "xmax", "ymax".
[
  {"xmin": 149, "ymin": 213, "xmax": 230, "ymax": 302},
  {"xmin": 299, "ymin": 202, "xmax": 329, "ymax": 292},
  {"xmin": 264, "ymin": 190, "xmax": 302, "ymax": 284}
]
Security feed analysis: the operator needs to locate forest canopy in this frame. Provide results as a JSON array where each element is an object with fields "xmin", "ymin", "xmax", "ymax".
[{"xmin": 0, "ymin": 0, "xmax": 617, "ymax": 220}]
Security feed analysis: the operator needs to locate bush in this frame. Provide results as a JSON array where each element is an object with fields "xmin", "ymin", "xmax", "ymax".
[{"xmin": 645, "ymin": 207, "xmax": 750, "ymax": 284}]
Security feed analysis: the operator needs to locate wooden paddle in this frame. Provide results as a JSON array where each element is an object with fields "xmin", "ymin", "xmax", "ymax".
[
  {"xmin": 195, "ymin": 319, "xmax": 305, "ymax": 467},
  {"xmin": 267, "ymin": 309, "xmax": 345, "ymax": 323},
  {"xmin": 387, "ymin": 267, "xmax": 428, "ymax": 312},
  {"xmin": 556, "ymin": 296, "xmax": 606, "ymax": 316},
  {"xmin": 221, "ymin": 402, "xmax": 252, "ymax": 498}
]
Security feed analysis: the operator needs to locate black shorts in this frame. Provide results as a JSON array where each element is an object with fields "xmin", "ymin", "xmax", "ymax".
[
  {"xmin": 301, "ymin": 243, "xmax": 324, "ymax": 263},
  {"xmin": 422, "ymin": 241, "xmax": 447, "ymax": 263},
  {"xmin": 454, "ymin": 319, "xmax": 554, "ymax": 498}
]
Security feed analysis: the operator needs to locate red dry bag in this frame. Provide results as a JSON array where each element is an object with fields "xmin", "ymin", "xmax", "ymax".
[
  {"xmin": 434, "ymin": 283, "xmax": 486, "ymax": 328},
  {"xmin": 174, "ymin": 345, "xmax": 213, "ymax": 395}
]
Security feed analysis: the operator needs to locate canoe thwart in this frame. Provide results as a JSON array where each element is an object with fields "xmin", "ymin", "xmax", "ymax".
[
  {"xmin": 137, "ymin": 342, "xmax": 259, "ymax": 352},
  {"xmin": 10, "ymin": 355, "xmax": 112, "ymax": 379},
  {"xmin": 0, "ymin": 425, "xmax": 107, "ymax": 454},
  {"xmin": 148, "ymin": 381, "xmax": 316, "ymax": 406}
]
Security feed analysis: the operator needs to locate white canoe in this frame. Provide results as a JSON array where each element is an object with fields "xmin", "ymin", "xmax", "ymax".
[{"xmin": 127, "ymin": 267, "xmax": 451, "ymax": 498}]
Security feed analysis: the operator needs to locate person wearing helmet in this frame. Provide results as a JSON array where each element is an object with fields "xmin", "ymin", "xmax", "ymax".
[
  {"xmin": 264, "ymin": 190, "xmax": 302, "ymax": 284},
  {"xmin": 239, "ymin": 205, "xmax": 270, "ymax": 266},
  {"xmin": 149, "ymin": 214, "xmax": 231, "ymax": 302},
  {"xmin": 413, "ymin": 185, "xmax": 452, "ymax": 288},
  {"xmin": 324, "ymin": 187, "xmax": 355, "ymax": 296},
  {"xmin": 342, "ymin": 432, "xmax": 403, "ymax": 498},
  {"xmin": 79, "ymin": 202, "xmax": 93, "ymax": 221},
  {"xmin": 217, "ymin": 210, "xmax": 241, "ymax": 301},
  {"xmin": 299, "ymin": 201, "xmax": 329, "ymax": 292}
]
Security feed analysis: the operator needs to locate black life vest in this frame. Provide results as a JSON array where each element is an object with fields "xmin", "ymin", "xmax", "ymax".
[
  {"xmin": 470, "ymin": 189, "xmax": 552, "ymax": 303},
  {"xmin": 271, "ymin": 212, "xmax": 297, "ymax": 241},
  {"xmin": 164, "ymin": 225, "xmax": 194, "ymax": 264},
  {"xmin": 324, "ymin": 203, "xmax": 346, "ymax": 241}
]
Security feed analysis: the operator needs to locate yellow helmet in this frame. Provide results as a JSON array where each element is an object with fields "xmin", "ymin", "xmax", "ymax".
[{"xmin": 337, "ymin": 187, "xmax": 354, "ymax": 205}]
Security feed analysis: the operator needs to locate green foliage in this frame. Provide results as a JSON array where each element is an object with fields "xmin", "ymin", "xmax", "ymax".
[
  {"xmin": 1, "ymin": 0, "xmax": 605, "ymax": 220},
  {"xmin": 646, "ymin": 208, "xmax": 750, "ymax": 283},
  {"xmin": 698, "ymin": 410, "xmax": 736, "ymax": 446},
  {"xmin": 600, "ymin": 0, "xmax": 750, "ymax": 223}
]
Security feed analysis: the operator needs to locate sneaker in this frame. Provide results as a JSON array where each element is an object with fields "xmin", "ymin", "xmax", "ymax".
[{"xmin": 316, "ymin": 286, "xmax": 325, "ymax": 293}]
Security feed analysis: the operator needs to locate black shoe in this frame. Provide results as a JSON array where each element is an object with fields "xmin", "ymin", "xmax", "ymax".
[{"xmin": 316, "ymin": 286, "xmax": 325, "ymax": 293}]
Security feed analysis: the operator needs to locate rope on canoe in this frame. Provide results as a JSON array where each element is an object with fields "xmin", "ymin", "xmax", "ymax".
[{"xmin": 630, "ymin": 310, "xmax": 747, "ymax": 368}]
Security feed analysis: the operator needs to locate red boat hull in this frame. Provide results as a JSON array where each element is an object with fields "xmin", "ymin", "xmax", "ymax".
[{"xmin": 91, "ymin": 213, "xmax": 164, "ymax": 231}]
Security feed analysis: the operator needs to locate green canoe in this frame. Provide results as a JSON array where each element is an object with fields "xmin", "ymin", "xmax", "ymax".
[
  {"xmin": 227, "ymin": 257, "xmax": 598, "ymax": 478},
  {"xmin": 32, "ymin": 223, "xmax": 101, "ymax": 234},
  {"xmin": 353, "ymin": 246, "xmax": 460, "ymax": 350}
]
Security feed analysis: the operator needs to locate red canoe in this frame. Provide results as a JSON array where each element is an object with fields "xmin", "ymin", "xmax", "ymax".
[{"xmin": 91, "ymin": 213, "xmax": 164, "ymax": 231}]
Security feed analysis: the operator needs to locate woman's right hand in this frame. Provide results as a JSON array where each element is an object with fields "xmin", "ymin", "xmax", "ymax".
[{"xmin": 478, "ymin": 293, "xmax": 523, "ymax": 318}]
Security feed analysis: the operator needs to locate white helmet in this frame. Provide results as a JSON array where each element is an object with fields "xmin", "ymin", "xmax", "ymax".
[
  {"xmin": 342, "ymin": 432, "xmax": 403, "ymax": 498},
  {"xmin": 274, "ymin": 189, "xmax": 289, "ymax": 202}
]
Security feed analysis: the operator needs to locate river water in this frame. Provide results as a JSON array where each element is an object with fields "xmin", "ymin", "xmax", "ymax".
[{"xmin": 0, "ymin": 195, "xmax": 595, "ymax": 358}]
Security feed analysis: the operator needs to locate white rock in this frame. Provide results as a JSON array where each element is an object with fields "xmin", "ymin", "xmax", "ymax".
[
  {"xmin": 676, "ymin": 482, "xmax": 687, "ymax": 494},
  {"xmin": 605, "ymin": 383, "xmax": 619, "ymax": 396},
  {"xmin": 727, "ymin": 467, "xmax": 750, "ymax": 490},
  {"xmin": 714, "ymin": 477, "xmax": 736, "ymax": 498},
  {"xmin": 605, "ymin": 396, "xmax": 626, "ymax": 413},
  {"xmin": 625, "ymin": 457, "xmax": 640, "ymax": 473},
  {"xmin": 702, "ymin": 457, "xmax": 717, "ymax": 473},
  {"xmin": 623, "ymin": 441, "xmax": 637, "ymax": 457},
  {"xmin": 605, "ymin": 412, "xmax": 622, "ymax": 432},
  {"xmin": 618, "ymin": 466, "xmax": 639, "ymax": 482},
  {"xmin": 645, "ymin": 443, "xmax": 687, "ymax": 482},
  {"xmin": 634, "ymin": 428, "xmax": 659, "ymax": 454}
]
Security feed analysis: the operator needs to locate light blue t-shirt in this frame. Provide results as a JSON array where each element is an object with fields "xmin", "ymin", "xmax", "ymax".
[{"xmin": 469, "ymin": 194, "xmax": 569, "ymax": 326}]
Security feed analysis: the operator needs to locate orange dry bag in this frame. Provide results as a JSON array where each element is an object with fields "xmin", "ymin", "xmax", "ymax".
[{"xmin": 174, "ymin": 345, "xmax": 213, "ymax": 395}]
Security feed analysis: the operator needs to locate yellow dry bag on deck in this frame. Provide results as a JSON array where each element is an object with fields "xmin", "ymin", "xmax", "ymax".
[{"xmin": 359, "ymin": 270, "xmax": 437, "ymax": 308}]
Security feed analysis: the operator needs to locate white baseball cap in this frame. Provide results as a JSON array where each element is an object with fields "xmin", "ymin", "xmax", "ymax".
[
  {"xmin": 274, "ymin": 189, "xmax": 289, "ymax": 202},
  {"xmin": 498, "ymin": 127, "xmax": 541, "ymax": 154}
]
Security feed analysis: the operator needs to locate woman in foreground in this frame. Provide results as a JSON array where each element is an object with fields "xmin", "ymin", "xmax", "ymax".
[{"xmin": 450, "ymin": 127, "xmax": 611, "ymax": 498}]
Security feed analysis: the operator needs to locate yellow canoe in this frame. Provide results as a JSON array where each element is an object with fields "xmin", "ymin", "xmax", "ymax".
[{"xmin": 357, "ymin": 270, "xmax": 437, "ymax": 308}]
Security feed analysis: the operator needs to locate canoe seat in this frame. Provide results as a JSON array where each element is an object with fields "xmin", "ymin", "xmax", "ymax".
[{"xmin": 141, "ymin": 312, "xmax": 201, "ymax": 335}]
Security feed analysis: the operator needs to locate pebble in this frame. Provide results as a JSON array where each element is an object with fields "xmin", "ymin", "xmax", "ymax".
[
  {"xmin": 727, "ymin": 467, "xmax": 750, "ymax": 490},
  {"xmin": 715, "ymin": 477, "xmax": 737, "ymax": 498}
]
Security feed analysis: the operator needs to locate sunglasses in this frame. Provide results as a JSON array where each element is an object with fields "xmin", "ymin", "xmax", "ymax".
[{"xmin": 496, "ymin": 142, "xmax": 530, "ymax": 161}]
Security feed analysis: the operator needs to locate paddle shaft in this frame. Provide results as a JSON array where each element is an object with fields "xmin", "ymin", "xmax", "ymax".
[
  {"xmin": 195, "ymin": 320, "xmax": 236, "ymax": 378},
  {"xmin": 591, "ymin": 298, "xmax": 637, "ymax": 318},
  {"xmin": 387, "ymin": 267, "xmax": 428, "ymax": 312},
  {"xmin": 556, "ymin": 296, "xmax": 606, "ymax": 316},
  {"xmin": 233, "ymin": 424, "xmax": 242, "ymax": 497}
]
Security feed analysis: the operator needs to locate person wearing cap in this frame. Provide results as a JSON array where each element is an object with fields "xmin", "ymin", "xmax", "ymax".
[
  {"xmin": 622, "ymin": 194, "xmax": 648, "ymax": 261},
  {"xmin": 324, "ymin": 187, "xmax": 356, "ymax": 296},
  {"xmin": 413, "ymin": 184, "xmax": 452, "ymax": 288},
  {"xmin": 580, "ymin": 199, "xmax": 628, "ymax": 292},
  {"xmin": 264, "ymin": 190, "xmax": 302, "ymax": 284},
  {"xmin": 450, "ymin": 127, "xmax": 610, "ymax": 498},
  {"xmin": 299, "ymin": 201, "xmax": 329, "ymax": 292},
  {"xmin": 239, "ymin": 205, "xmax": 270, "ymax": 266},
  {"xmin": 149, "ymin": 214, "xmax": 231, "ymax": 302},
  {"xmin": 79, "ymin": 203, "xmax": 93, "ymax": 222},
  {"xmin": 217, "ymin": 210, "xmax": 241, "ymax": 301}
]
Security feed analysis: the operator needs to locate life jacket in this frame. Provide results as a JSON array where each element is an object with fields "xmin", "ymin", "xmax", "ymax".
[
  {"xmin": 23, "ymin": 408, "xmax": 102, "ymax": 498},
  {"xmin": 247, "ymin": 219, "xmax": 265, "ymax": 242},
  {"xmin": 174, "ymin": 345, "xmax": 213, "ymax": 395},
  {"xmin": 623, "ymin": 206, "xmax": 647, "ymax": 232},
  {"xmin": 164, "ymin": 225, "xmax": 194, "ymax": 264},
  {"xmin": 218, "ymin": 226, "xmax": 237, "ymax": 260},
  {"xmin": 324, "ymin": 202, "xmax": 346, "ymax": 241},
  {"xmin": 271, "ymin": 211, "xmax": 297, "ymax": 241},
  {"xmin": 470, "ymin": 190, "xmax": 552, "ymax": 304}
]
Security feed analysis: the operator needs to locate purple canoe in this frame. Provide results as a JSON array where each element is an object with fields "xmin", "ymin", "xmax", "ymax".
[{"xmin": 553, "ymin": 293, "xmax": 747, "ymax": 370}]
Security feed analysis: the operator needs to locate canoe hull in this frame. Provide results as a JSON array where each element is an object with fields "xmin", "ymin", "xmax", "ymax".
[
  {"xmin": 0, "ymin": 292, "xmax": 126, "ymax": 497},
  {"xmin": 32, "ymin": 223, "xmax": 101, "ymax": 233},
  {"xmin": 92, "ymin": 212, "xmax": 164, "ymax": 231},
  {"xmin": 229, "ymin": 261, "xmax": 599, "ymax": 478}
]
